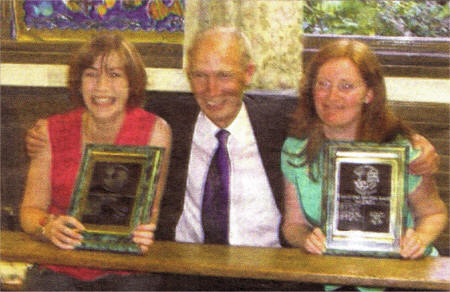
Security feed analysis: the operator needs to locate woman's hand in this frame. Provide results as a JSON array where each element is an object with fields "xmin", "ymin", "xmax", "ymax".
[
  {"xmin": 304, "ymin": 227, "xmax": 326, "ymax": 255},
  {"xmin": 400, "ymin": 228, "xmax": 427, "ymax": 259},
  {"xmin": 132, "ymin": 223, "xmax": 156, "ymax": 254},
  {"xmin": 42, "ymin": 215, "xmax": 85, "ymax": 250}
]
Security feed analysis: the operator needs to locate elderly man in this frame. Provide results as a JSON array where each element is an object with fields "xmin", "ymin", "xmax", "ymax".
[
  {"xmin": 152, "ymin": 27, "xmax": 287, "ymax": 248},
  {"xmin": 26, "ymin": 26, "xmax": 438, "ymax": 290}
]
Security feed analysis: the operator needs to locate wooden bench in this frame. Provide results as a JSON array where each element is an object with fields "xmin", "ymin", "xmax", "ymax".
[
  {"xmin": 1, "ymin": 231, "xmax": 449, "ymax": 290},
  {"xmin": 2, "ymin": 86, "xmax": 448, "ymax": 255}
]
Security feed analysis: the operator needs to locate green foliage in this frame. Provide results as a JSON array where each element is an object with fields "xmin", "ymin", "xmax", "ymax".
[{"xmin": 303, "ymin": 0, "xmax": 449, "ymax": 37}]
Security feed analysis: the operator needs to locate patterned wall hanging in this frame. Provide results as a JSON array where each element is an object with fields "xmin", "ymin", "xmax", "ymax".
[{"xmin": 12, "ymin": 0, "xmax": 184, "ymax": 43}]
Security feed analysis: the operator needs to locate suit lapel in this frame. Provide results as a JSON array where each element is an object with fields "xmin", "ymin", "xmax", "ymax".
[
  {"xmin": 170, "ymin": 98, "xmax": 199, "ymax": 197},
  {"xmin": 244, "ymin": 95, "xmax": 285, "ymax": 212}
]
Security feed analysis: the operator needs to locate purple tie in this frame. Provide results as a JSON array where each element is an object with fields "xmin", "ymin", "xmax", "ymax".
[{"xmin": 201, "ymin": 129, "xmax": 230, "ymax": 244}]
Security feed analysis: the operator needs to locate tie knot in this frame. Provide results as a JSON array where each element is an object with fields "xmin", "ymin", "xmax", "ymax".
[{"xmin": 216, "ymin": 129, "xmax": 230, "ymax": 145}]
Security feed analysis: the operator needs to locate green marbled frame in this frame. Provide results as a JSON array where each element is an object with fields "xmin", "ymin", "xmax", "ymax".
[
  {"xmin": 322, "ymin": 142, "xmax": 408, "ymax": 258},
  {"xmin": 68, "ymin": 144, "xmax": 164, "ymax": 254}
]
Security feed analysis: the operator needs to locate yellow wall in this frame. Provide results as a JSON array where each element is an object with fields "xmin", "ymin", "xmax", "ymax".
[{"xmin": 1, "ymin": 63, "xmax": 449, "ymax": 103}]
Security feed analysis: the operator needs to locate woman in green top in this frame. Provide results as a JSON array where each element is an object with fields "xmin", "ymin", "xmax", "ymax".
[{"xmin": 281, "ymin": 39, "xmax": 447, "ymax": 260}]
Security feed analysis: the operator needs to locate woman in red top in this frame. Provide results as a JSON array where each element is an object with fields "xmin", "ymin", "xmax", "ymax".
[{"xmin": 20, "ymin": 33, "xmax": 171, "ymax": 290}]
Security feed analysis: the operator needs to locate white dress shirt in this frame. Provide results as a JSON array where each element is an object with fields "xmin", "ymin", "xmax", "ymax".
[{"xmin": 175, "ymin": 104, "xmax": 281, "ymax": 247}]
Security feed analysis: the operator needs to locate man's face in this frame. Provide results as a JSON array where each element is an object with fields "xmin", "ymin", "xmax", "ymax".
[{"xmin": 188, "ymin": 36, "xmax": 253, "ymax": 128}]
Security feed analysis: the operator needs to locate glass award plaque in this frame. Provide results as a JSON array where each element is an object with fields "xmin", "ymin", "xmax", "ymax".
[{"xmin": 322, "ymin": 142, "xmax": 408, "ymax": 258}]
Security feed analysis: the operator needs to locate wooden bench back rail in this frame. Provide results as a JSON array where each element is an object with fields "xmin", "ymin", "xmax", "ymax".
[
  {"xmin": 1, "ymin": 231, "xmax": 450, "ymax": 290},
  {"xmin": 1, "ymin": 86, "xmax": 449, "ymax": 256}
]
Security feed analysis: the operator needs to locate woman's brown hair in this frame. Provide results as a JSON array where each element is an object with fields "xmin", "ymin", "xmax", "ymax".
[{"xmin": 68, "ymin": 33, "xmax": 147, "ymax": 108}]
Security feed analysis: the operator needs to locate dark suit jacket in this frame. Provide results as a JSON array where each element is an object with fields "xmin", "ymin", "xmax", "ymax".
[{"xmin": 145, "ymin": 92, "xmax": 297, "ymax": 243}]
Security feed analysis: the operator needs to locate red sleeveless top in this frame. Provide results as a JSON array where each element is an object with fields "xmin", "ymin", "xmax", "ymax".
[{"xmin": 44, "ymin": 107, "xmax": 156, "ymax": 280}]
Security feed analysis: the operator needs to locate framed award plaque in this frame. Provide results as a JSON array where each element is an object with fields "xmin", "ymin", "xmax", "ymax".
[
  {"xmin": 68, "ymin": 144, "xmax": 164, "ymax": 254},
  {"xmin": 322, "ymin": 142, "xmax": 408, "ymax": 258}
]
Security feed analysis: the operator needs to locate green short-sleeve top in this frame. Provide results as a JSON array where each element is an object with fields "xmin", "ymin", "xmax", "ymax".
[{"xmin": 280, "ymin": 136, "xmax": 421, "ymax": 228}]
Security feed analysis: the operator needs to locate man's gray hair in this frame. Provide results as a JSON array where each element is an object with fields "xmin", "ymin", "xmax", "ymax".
[{"xmin": 187, "ymin": 26, "xmax": 253, "ymax": 69}]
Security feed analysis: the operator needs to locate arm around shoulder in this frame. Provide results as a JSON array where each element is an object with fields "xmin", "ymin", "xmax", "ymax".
[
  {"xmin": 409, "ymin": 133, "xmax": 440, "ymax": 175},
  {"xmin": 26, "ymin": 118, "xmax": 50, "ymax": 158}
]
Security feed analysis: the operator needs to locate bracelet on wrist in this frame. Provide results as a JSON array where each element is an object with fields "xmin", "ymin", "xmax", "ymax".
[{"xmin": 39, "ymin": 215, "xmax": 49, "ymax": 228}]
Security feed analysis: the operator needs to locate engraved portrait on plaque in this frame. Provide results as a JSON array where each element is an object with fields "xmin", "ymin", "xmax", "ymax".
[{"xmin": 82, "ymin": 162, "xmax": 142, "ymax": 227}]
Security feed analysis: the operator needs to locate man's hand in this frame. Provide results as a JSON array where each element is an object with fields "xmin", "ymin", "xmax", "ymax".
[
  {"xmin": 409, "ymin": 134, "xmax": 440, "ymax": 175},
  {"xmin": 26, "ymin": 119, "xmax": 48, "ymax": 158}
]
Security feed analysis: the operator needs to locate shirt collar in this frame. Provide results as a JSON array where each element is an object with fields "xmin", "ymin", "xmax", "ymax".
[{"xmin": 196, "ymin": 102, "xmax": 253, "ymax": 147}]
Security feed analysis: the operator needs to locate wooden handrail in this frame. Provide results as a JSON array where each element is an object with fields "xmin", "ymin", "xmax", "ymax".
[{"xmin": 1, "ymin": 231, "xmax": 449, "ymax": 290}]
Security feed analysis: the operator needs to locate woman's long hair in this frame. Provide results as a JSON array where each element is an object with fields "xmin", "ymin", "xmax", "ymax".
[{"xmin": 287, "ymin": 39, "xmax": 412, "ymax": 181}]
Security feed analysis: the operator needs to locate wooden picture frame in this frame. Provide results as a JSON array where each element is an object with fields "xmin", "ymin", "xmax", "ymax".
[{"xmin": 68, "ymin": 144, "xmax": 164, "ymax": 254}]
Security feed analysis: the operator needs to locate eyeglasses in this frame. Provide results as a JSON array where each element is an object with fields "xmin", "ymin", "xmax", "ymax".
[{"xmin": 314, "ymin": 79, "xmax": 364, "ymax": 93}]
